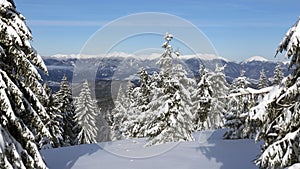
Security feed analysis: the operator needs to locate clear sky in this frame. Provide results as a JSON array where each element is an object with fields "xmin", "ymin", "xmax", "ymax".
[{"xmin": 14, "ymin": 0, "xmax": 300, "ymax": 62}]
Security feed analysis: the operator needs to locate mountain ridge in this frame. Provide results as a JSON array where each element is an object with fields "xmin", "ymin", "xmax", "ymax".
[
  {"xmin": 43, "ymin": 53, "xmax": 235, "ymax": 63},
  {"xmin": 42, "ymin": 53, "xmax": 291, "ymax": 90}
]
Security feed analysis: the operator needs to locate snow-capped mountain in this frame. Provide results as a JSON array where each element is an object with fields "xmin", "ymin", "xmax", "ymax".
[
  {"xmin": 41, "ymin": 53, "xmax": 291, "ymax": 91},
  {"xmin": 243, "ymin": 55, "xmax": 269, "ymax": 63}
]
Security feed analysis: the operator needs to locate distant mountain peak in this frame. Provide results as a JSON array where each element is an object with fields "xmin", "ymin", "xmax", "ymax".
[{"xmin": 244, "ymin": 56, "xmax": 269, "ymax": 63}]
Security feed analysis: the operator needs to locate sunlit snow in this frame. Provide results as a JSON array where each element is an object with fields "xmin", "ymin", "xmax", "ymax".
[{"xmin": 41, "ymin": 130, "xmax": 261, "ymax": 169}]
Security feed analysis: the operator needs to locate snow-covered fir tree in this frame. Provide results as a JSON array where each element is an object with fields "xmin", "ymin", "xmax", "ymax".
[
  {"xmin": 273, "ymin": 61, "xmax": 284, "ymax": 85},
  {"xmin": 119, "ymin": 35, "xmax": 174, "ymax": 139},
  {"xmin": 224, "ymin": 70, "xmax": 252, "ymax": 139},
  {"xmin": 124, "ymin": 69, "xmax": 152, "ymax": 138},
  {"xmin": 157, "ymin": 32, "xmax": 174, "ymax": 77},
  {"xmin": 145, "ymin": 77, "xmax": 194, "ymax": 146},
  {"xmin": 120, "ymin": 81, "xmax": 139, "ymax": 138},
  {"xmin": 229, "ymin": 69, "xmax": 248, "ymax": 92},
  {"xmin": 144, "ymin": 33, "xmax": 194, "ymax": 146},
  {"xmin": 223, "ymin": 96, "xmax": 242, "ymax": 139},
  {"xmin": 0, "ymin": 1, "xmax": 51, "ymax": 168},
  {"xmin": 136, "ymin": 68, "xmax": 151, "ymax": 112},
  {"xmin": 111, "ymin": 85, "xmax": 129, "ymax": 140},
  {"xmin": 42, "ymin": 83, "xmax": 64, "ymax": 148},
  {"xmin": 74, "ymin": 80, "xmax": 98, "ymax": 144},
  {"xmin": 207, "ymin": 64, "xmax": 229, "ymax": 129},
  {"xmin": 250, "ymin": 18, "xmax": 300, "ymax": 169},
  {"xmin": 55, "ymin": 75, "xmax": 76, "ymax": 146},
  {"xmin": 257, "ymin": 69, "xmax": 268, "ymax": 89},
  {"xmin": 172, "ymin": 61, "xmax": 196, "ymax": 102},
  {"xmin": 191, "ymin": 67, "xmax": 212, "ymax": 130}
]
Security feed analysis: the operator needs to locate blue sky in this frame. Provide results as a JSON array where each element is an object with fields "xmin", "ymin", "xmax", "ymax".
[{"xmin": 15, "ymin": 0, "xmax": 300, "ymax": 61}]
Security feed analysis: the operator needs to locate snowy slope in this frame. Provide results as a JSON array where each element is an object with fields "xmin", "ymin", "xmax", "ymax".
[{"xmin": 41, "ymin": 129, "xmax": 261, "ymax": 169}]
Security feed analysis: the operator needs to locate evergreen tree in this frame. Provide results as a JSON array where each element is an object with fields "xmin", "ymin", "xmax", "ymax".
[
  {"xmin": 273, "ymin": 61, "xmax": 284, "ymax": 85},
  {"xmin": 111, "ymin": 86, "xmax": 128, "ymax": 140},
  {"xmin": 42, "ymin": 83, "xmax": 64, "ymax": 148},
  {"xmin": 55, "ymin": 75, "xmax": 76, "ymax": 146},
  {"xmin": 145, "ymin": 77, "xmax": 194, "ymax": 146},
  {"xmin": 250, "ymin": 18, "xmax": 300, "ymax": 168},
  {"xmin": 74, "ymin": 80, "xmax": 98, "ymax": 144},
  {"xmin": 136, "ymin": 68, "xmax": 151, "ymax": 112},
  {"xmin": 144, "ymin": 33, "xmax": 194, "ymax": 146},
  {"xmin": 230, "ymin": 69, "xmax": 248, "ymax": 91},
  {"xmin": 224, "ymin": 70, "xmax": 251, "ymax": 139},
  {"xmin": 257, "ymin": 69, "xmax": 268, "ymax": 89},
  {"xmin": 157, "ymin": 32, "xmax": 174, "ymax": 76},
  {"xmin": 207, "ymin": 64, "xmax": 229, "ymax": 129},
  {"xmin": 121, "ymin": 81, "xmax": 139, "ymax": 138},
  {"xmin": 198, "ymin": 64, "xmax": 204, "ymax": 81},
  {"xmin": 191, "ymin": 68, "xmax": 212, "ymax": 130},
  {"xmin": 125, "ymin": 68, "xmax": 151, "ymax": 138},
  {"xmin": 0, "ymin": 1, "xmax": 51, "ymax": 168}
]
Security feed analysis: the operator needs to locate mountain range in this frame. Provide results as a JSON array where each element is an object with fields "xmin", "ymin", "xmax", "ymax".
[{"xmin": 42, "ymin": 53, "xmax": 291, "ymax": 90}]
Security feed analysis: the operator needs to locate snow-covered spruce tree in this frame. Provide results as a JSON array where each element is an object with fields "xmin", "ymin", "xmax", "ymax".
[
  {"xmin": 0, "ymin": 1, "xmax": 51, "ymax": 168},
  {"xmin": 191, "ymin": 67, "xmax": 212, "ymax": 130},
  {"xmin": 41, "ymin": 83, "xmax": 64, "ymax": 148},
  {"xmin": 144, "ymin": 33, "xmax": 194, "ymax": 146},
  {"xmin": 135, "ymin": 68, "xmax": 151, "ymax": 112},
  {"xmin": 145, "ymin": 77, "xmax": 194, "ymax": 146},
  {"xmin": 207, "ymin": 64, "xmax": 229, "ymax": 129},
  {"xmin": 273, "ymin": 61, "xmax": 284, "ymax": 85},
  {"xmin": 223, "ymin": 96, "xmax": 242, "ymax": 139},
  {"xmin": 55, "ymin": 75, "xmax": 76, "ymax": 146},
  {"xmin": 124, "ymin": 68, "xmax": 152, "ymax": 138},
  {"xmin": 74, "ymin": 80, "xmax": 98, "ymax": 144},
  {"xmin": 111, "ymin": 86, "xmax": 129, "ymax": 140},
  {"xmin": 258, "ymin": 69, "xmax": 269, "ymax": 89},
  {"xmin": 229, "ymin": 69, "xmax": 248, "ymax": 92},
  {"xmin": 250, "ymin": 18, "xmax": 300, "ymax": 169},
  {"xmin": 120, "ymin": 81, "xmax": 138, "ymax": 138},
  {"xmin": 157, "ymin": 32, "xmax": 174, "ymax": 77},
  {"xmin": 224, "ymin": 70, "xmax": 252, "ymax": 139},
  {"xmin": 172, "ymin": 59, "xmax": 196, "ymax": 103}
]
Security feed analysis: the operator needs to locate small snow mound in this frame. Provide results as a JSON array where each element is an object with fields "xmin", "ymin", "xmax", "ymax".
[{"xmin": 244, "ymin": 56, "xmax": 268, "ymax": 63}]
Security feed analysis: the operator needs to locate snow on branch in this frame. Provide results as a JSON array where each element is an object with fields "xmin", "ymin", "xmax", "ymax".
[
  {"xmin": 227, "ymin": 86, "xmax": 273, "ymax": 98},
  {"xmin": 257, "ymin": 128, "xmax": 300, "ymax": 168}
]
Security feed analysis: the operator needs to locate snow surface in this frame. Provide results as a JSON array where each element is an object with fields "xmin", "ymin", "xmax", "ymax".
[
  {"xmin": 286, "ymin": 163, "xmax": 300, "ymax": 169},
  {"xmin": 243, "ymin": 56, "xmax": 269, "ymax": 63},
  {"xmin": 41, "ymin": 129, "xmax": 262, "ymax": 169}
]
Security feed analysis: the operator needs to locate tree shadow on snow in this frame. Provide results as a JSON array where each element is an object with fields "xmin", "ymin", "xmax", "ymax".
[
  {"xmin": 41, "ymin": 143, "xmax": 102, "ymax": 169},
  {"xmin": 195, "ymin": 130, "xmax": 261, "ymax": 169}
]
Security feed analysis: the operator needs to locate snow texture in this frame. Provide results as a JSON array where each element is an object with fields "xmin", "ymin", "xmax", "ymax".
[
  {"xmin": 41, "ymin": 129, "xmax": 261, "ymax": 169},
  {"xmin": 286, "ymin": 163, "xmax": 300, "ymax": 169}
]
